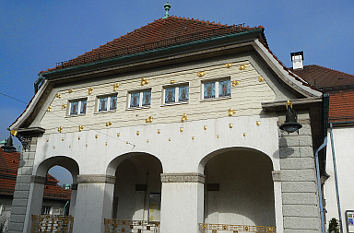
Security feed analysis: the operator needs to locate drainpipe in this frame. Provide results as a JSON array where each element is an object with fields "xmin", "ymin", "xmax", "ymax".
[
  {"xmin": 329, "ymin": 123, "xmax": 344, "ymax": 233},
  {"xmin": 315, "ymin": 137, "xmax": 327, "ymax": 233},
  {"xmin": 63, "ymin": 201, "xmax": 69, "ymax": 216}
]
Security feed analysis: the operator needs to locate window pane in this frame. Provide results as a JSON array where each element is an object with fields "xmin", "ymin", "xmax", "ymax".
[
  {"xmin": 110, "ymin": 96, "xmax": 117, "ymax": 110},
  {"xmin": 204, "ymin": 82, "xmax": 215, "ymax": 99},
  {"xmin": 70, "ymin": 101, "xmax": 79, "ymax": 115},
  {"xmin": 219, "ymin": 80, "xmax": 231, "ymax": 97},
  {"xmin": 130, "ymin": 93, "xmax": 140, "ymax": 108},
  {"xmin": 165, "ymin": 87, "xmax": 175, "ymax": 103},
  {"xmin": 178, "ymin": 85, "xmax": 189, "ymax": 102},
  {"xmin": 99, "ymin": 97, "xmax": 108, "ymax": 111},
  {"xmin": 142, "ymin": 90, "xmax": 151, "ymax": 106},
  {"xmin": 80, "ymin": 100, "xmax": 87, "ymax": 114}
]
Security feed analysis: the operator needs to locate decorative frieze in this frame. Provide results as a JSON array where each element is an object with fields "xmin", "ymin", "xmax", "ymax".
[
  {"xmin": 161, "ymin": 173, "xmax": 205, "ymax": 183},
  {"xmin": 77, "ymin": 175, "xmax": 116, "ymax": 184}
]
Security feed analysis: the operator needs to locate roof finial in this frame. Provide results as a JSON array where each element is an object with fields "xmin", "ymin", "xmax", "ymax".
[{"xmin": 163, "ymin": 1, "xmax": 171, "ymax": 19}]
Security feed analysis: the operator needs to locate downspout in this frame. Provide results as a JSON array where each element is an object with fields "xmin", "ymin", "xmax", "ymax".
[
  {"xmin": 315, "ymin": 137, "xmax": 327, "ymax": 233},
  {"xmin": 314, "ymin": 93, "xmax": 329, "ymax": 233},
  {"xmin": 63, "ymin": 201, "xmax": 70, "ymax": 216},
  {"xmin": 329, "ymin": 122, "xmax": 344, "ymax": 232}
]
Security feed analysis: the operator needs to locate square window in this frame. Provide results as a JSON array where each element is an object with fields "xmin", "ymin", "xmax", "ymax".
[
  {"xmin": 203, "ymin": 82, "xmax": 215, "ymax": 99},
  {"xmin": 97, "ymin": 94, "xmax": 118, "ymax": 112},
  {"xmin": 165, "ymin": 87, "xmax": 175, "ymax": 103},
  {"xmin": 202, "ymin": 78, "xmax": 231, "ymax": 100},
  {"xmin": 163, "ymin": 84, "xmax": 189, "ymax": 105},
  {"xmin": 69, "ymin": 99, "xmax": 87, "ymax": 116},
  {"xmin": 129, "ymin": 90, "xmax": 151, "ymax": 108}
]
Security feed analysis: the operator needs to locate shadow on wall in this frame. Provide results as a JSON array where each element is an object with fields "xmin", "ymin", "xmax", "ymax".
[{"xmin": 204, "ymin": 148, "xmax": 275, "ymax": 226}]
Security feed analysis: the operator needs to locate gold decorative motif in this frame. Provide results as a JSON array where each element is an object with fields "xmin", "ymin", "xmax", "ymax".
[
  {"xmin": 78, "ymin": 136, "xmax": 80, "ymax": 140},
  {"xmin": 78, "ymin": 125, "xmax": 84, "ymax": 132},
  {"xmin": 126, "ymin": 141, "xmax": 129, "ymax": 144},
  {"xmin": 258, "ymin": 76, "xmax": 264, "ymax": 82},
  {"xmin": 145, "ymin": 116, "xmax": 153, "ymax": 123},
  {"xmin": 168, "ymin": 138, "xmax": 171, "ymax": 141},
  {"xmin": 239, "ymin": 64, "xmax": 247, "ymax": 70},
  {"xmin": 46, "ymin": 138, "xmax": 49, "ymax": 142},
  {"xmin": 86, "ymin": 144, "xmax": 88, "ymax": 148},
  {"xmin": 57, "ymin": 126, "xmax": 63, "ymax": 133},
  {"xmin": 192, "ymin": 136, "xmax": 195, "ymax": 140},
  {"xmin": 228, "ymin": 108, "xmax": 236, "ymax": 116},
  {"xmin": 117, "ymin": 133, "xmax": 120, "ymax": 137},
  {"xmin": 105, "ymin": 142, "xmax": 108, "ymax": 146},
  {"xmin": 113, "ymin": 83, "xmax": 120, "ymax": 91},
  {"xmin": 88, "ymin": 87, "xmax": 93, "ymax": 95},
  {"xmin": 286, "ymin": 100, "xmax": 292, "ymax": 110},
  {"xmin": 229, "ymin": 123, "xmax": 233, "ymax": 128},
  {"xmin": 146, "ymin": 139, "xmax": 150, "ymax": 143},
  {"xmin": 47, "ymin": 106, "xmax": 52, "ymax": 112},
  {"xmin": 141, "ymin": 78, "xmax": 149, "ymax": 86},
  {"xmin": 10, "ymin": 130, "xmax": 18, "ymax": 137},
  {"xmin": 157, "ymin": 129, "xmax": 161, "ymax": 134},
  {"xmin": 243, "ymin": 132, "xmax": 246, "ymax": 137},
  {"xmin": 197, "ymin": 71, "xmax": 205, "ymax": 77},
  {"xmin": 216, "ymin": 135, "xmax": 220, "ymax": 139},
  {"xmin": 55, "ymin": 93, "xmax": 61, "ymax": 99},
  {"xmin": 105, "ymin": 121, "xmax": 112, "ymax": 127},
  {"xmin": 136, "ymin": 131, "xmax": 140, "ymax": 136},
  {"xmin": 225, "ymin": 63, "xmax": 232, "ymax": 68},
  {"xmin": 180, "ymin": 127, "xmax": 184, "ymax": 132},
  {"xmin": 181, "ymin": 113, "xmax": 188, "ymax": 122},
  {"xmin": 204, "ymin": 125, "xmax": 207, "ymax": 130},
  {"xmin": 61, "ymin": 138, "xmax": 64, "ymax": 142},
  {"xmin": 256, "ymin": 121, "xmax": 261, "ymax": 126},
  {"xmin": 232, "ymin": 80, "xmax": 240, "ymax": 87},
  {"xmin": 61, "ymin": 104, "xmax": 67, "ymax": 110},
  {"xmin": 95, "ymin": 134, "xmax": 98, "ymax": 139},
  {"xmin": 68, "ymin": 89, "xmax": 73, "ymax": 93},
  {"xmin": 170, "ymin": 80, "xmax": 175, "ymax": 84}
]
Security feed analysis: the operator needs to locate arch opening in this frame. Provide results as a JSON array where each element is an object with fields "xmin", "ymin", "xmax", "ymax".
[
  {"xmin": 202, "ymin": 148, "xmax": 275, "ymax": 227},
  {"xmin": 110, "ymin": 153, "xmax": 163, "ymax": 223},
  {"xmin": 35, "ymin": 156, "xmax": 79, "ymax": 217}
]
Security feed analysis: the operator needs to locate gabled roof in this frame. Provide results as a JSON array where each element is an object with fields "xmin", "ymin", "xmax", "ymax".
[
  {"xmin": 41, "ymin": 16, "xmax": 266, "ymax": 73},
  {"xmin": 329, "ymin": 90, "xmax": 354, "ymax": 122},
  {"xmin": 291, "ymin": 65, "xmax": 354, "ymax": 91},
  {"xmin": 0, "ymin": 148, "xmax": 71, "ymax": 200}
]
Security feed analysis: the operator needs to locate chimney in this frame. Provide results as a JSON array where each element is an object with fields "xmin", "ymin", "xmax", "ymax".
[{"xmin": 291, "ymin": 51, "xmax": 304, "ymax": 70}]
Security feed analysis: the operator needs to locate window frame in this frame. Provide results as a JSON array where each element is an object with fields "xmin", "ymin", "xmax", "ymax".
[
  {"xmin": 162, "ymin": 83, "xmax": 189, "ymax": 106},
  {"xmin": 68, "ymin": 98, "xmax": 87, "ymax": 116},
  {"xmin": 127, "ymin": 89, "xmax": 152, "ymax": 109},
  {"xmin": 201, "ymin": 77, "xmax": 231, "ymax": 101},
  {"xmin": 96, "ymin": 93, "xmax": 118, "ymax": 113}
]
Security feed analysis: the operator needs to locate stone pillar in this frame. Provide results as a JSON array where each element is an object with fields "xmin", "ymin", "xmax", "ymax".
[
  {"xmin": 69, "ymin": 184, "xmax": 77, "ymax": 216},
  {"xmin": 278, "ymin": 112, "xmax": 321, "ymax": 233},
  {"xmin": 73, "ymin": 175, "xmax": 115, "ymax": 233},
  {"xmin": 8, "ymin": 135, "xmax": 43, "ymax": 233},
  {"xmin": 160, "ymin": 173, "xmax": 205, "ymax": 233},
  {"xmin": 272, "ymin": 171, "xmax": 284, "ymax": 233}
]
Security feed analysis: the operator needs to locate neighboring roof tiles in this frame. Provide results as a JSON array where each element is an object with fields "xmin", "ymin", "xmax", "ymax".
[
  {"xmin": 329, "ymin": 90, "xmax": 354, "ymax": 122},
  {"xmin": 0, "ymin": 148, "xmax": 71, "ymax": 199},
  {"xmin": 291, "ymin": 65, "xmax": 354, "ymax": 91},
  {"xmin": 41, "ymin": 16, "xmax": 265, "ymax": 73}
]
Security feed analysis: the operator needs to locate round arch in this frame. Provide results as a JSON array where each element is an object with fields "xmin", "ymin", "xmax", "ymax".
[
  {"xmin": 198, "ymin": 146, "xmax": 274, "ymax": 174},
  {"xmin": 35, "ymin": 156, "xmax": 80, "ymax": 183}
]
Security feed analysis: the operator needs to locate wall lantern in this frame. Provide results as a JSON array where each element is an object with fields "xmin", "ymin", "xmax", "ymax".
[{"xmin": 279, "ymin": 100, "xmax": 302, "ymax": 133}]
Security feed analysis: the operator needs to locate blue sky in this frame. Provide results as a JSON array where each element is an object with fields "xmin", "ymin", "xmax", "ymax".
[{"xmin": 0, "ymin": 0, "xmax": 353, "ymax": 183}]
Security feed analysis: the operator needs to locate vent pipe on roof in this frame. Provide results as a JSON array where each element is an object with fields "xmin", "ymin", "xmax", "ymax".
[{"xmin": 291, "ymin": 51, "xmax": 304, "ymax": 70}]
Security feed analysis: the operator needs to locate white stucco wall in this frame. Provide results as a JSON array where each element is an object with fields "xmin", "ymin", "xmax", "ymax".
[{"xmin": 324, "ymin": 126, "xmax": 354, "ymax": 233}]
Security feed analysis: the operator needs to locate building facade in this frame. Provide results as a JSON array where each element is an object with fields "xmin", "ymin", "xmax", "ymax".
[{"xmin": 8, "ymin": 16, "xmax": 325, "ymax": 233}]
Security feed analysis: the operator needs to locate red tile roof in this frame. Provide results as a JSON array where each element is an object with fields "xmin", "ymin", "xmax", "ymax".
[
  {"xmin": 41, "ymin": 16, "xmax": 265, "ymax": 73},
  {"xmin": 291, "ymin": 65, "xmax": 354, "ymax": 91},
  {"xmin": 329, "ymin": 90, "xmax": 354, "ymax": 122},
  {"xmin": 0, "ymin": 148, "xmax": 71, "ymax": 200}
]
